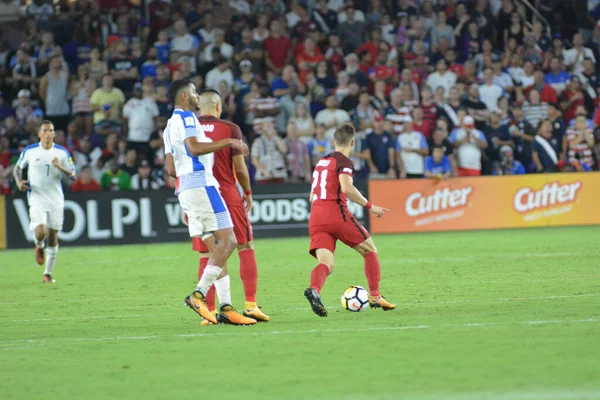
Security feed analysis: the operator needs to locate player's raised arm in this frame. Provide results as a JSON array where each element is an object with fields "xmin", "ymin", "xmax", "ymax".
[
  {"xmin": 169, "ymin": 79, "xmax": 249, "ymax": 158},
  {"xmin": 184, "ymin": 136, "xmax": 248, "ymax": 157}
]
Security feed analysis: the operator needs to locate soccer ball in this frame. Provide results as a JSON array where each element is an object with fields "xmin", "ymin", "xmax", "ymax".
[{"xmin": 341, "ymin": 285, "xmax": 369, "ymax": 312}]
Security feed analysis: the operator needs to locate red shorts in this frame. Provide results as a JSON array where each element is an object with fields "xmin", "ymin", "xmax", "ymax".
[
  {"xmin": 192, "ymin": 204, "xmax": 253, "ymax": 253},
  {"xmin": 309, "ymin": 216, "xmax": 370, "ymax": 258},
  {"xmin": 457, "ymin": 167, "xmax": 481, "ymax": 177}
]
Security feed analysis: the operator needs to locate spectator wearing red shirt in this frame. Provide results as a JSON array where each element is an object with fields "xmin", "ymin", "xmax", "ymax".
[
  {"xmin": 263, "ymin": 20, "xmax": 293, "ymax": 81},
  {"xmin": 420, "ymin": 87, "xmax": 440, "ymax": 128},
  {"xmin": 524, "ymin": 69, "xmax": 558, "ymax": 104},
  {"xmin": 560, "ymin": 77, "xmax": 586, "ymax": 124},
  {"xmin": 292, "ymin": 3, "xmax": 317, "ymax": 43},
  {"xmin": 411, "ymin": 106, "xmax": 434, "ymax": 139},
  {"xmin": 368, "ymin": 52, "xmax": 397, "ymax": 96},
  {"xmin": 355, "ymin": 28, "xmax": 382, "ymax": 69},
  {"xmin": 296, "ymin": 37, "xmax": 324, "ymax": 84},
  {"xmin": 324, "ymin": 34, "xmax": 345, "ymax": 73},
  {"xmin": 403, "ymin": 53, "xmax": 423, "ymax": 86},
  {"xmin": 445, "ymin": 48, "xmax": 464, "ymax": 77},
  {"xmin": 71, "ymin": 166, "xmax": 102, "ymax": 192}
]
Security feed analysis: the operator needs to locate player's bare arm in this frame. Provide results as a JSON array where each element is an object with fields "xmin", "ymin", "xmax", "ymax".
[
  {"xmin": 12, "ymin": 165, "xmax": 28, "ymax": 192},
  {"xmin": 339, "ymin": 174, "xmax": 388, "ymax": 218},
  {"xmin": 51, "ymin": 157, "xmax": 76, "ymax": 180},
  {"xmin": 233, "ymin": 154, "xmax": 253, "ymax": 211},
  {"xmin": 184, "ymin": 137, "xmax": 248, "ymax": 157}
]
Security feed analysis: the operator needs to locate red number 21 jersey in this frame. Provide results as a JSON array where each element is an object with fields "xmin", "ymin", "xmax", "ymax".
[{"xmin": 309, "ymin": 152, "xmax": 355, "ymax": 226}]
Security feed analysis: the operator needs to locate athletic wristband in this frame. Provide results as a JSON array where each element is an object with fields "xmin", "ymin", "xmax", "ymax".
[
  {"xmin": 365, "ymin": 201, "xmax": 373, "ymax": 210},
  {"xmin": 244, "ymin": 190, "xmax": 252, "ymax": 196}
]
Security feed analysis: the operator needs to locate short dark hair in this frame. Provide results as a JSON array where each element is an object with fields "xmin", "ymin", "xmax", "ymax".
[
  {"xmin": 168, "ymin": 78, "xmax": 193, "ymax": 106},
  {"xmin": 334, "ymin": 123, "xmax": 355, "ymax": 146},
  {"xmin": 39, "ymin": 120, "xmax": 54, "ymax": 132}
]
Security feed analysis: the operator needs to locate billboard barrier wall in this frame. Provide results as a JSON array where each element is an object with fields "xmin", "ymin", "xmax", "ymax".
[
  {"xmin": 369, "ymin": 172, "xmax": 599, "ymax": 234},
  {"xmin": 1, "ymin": 182, "xmax": 369, "ymax": 249}
]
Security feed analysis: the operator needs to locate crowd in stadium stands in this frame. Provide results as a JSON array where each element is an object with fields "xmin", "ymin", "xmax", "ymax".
[{"xmin": 1, "ymin": 0, "xmax": 600, "ymax": 195}]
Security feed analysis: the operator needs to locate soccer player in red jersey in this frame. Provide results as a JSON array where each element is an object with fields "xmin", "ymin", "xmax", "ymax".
[
  {"xmin": 192, "ymin": 89, "xmax": 270, "ymax": 324},
  {"xmin": 304, "ymin": 123, "xmax": 396, "ymax": 317}
]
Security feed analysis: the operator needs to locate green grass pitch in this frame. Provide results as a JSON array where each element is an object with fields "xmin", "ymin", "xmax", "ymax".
[{"xmin": 1, "ymin": 226, "xmax": 600, "ymax": 400}]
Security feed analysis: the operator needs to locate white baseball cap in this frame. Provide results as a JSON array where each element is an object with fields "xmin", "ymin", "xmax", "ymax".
[{"xmin": 463, "ymin": 115, "xmax": 475, "ymax": 128}]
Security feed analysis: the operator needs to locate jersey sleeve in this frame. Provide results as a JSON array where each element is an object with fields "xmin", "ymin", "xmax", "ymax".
[
  {"xmin": 179, "ymin": 111, "xmax": 197, "ymax": 139},
  {"xmin": 336, "ymin": 154, "xmax": 354, "ymax": 176},
  {"xmin": 16, "ymin": 148, "xmax": 30, "ymax": 168},
  {"xmin": 230, "ymin": 123, "xmax": 243, "ymax": 156},
  {"xmin": 62, "ymin": 150, "xmax": 76, "ymax": 173}
]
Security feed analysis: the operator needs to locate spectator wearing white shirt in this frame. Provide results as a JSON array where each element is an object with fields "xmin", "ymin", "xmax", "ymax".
[
  {"xmin": 315, "ymin": 95, "xmax": 351, "ymax": 139},
  {"xmin": 203, "ymin": 29, "xmax": 234, "ymax": 63},
  {"xmin": 563, "ymin": 33, "xmax": 596, "ymax": 75},
  {"xmin": 492, "ymin": 60, "xmax": 514, "ymax": 93},
  {"xmin": 479, "ymin": 68, "xmax": 504, "ymax": 112},
  {"xmin": 170, "ymin": 20, "xmax": 200, "ymax": 73},
  {"xmin": 122, "ymin": 83, "xmax": 159, "ymax": 158},
  {"xmin": 449, "ymin": 115, "xmax": 488, "ymax": 176},
  {"xmin": 198, "ymin": 12, "xmax": 216, "ymax": 46},
  {"xmin": 396, "ymin": 117, "xmax": 429, "ymax": 178},
  {"xmin": 337, "ymin": 1, "xmax": 365, "ymax": 24},
  {"xmin": 205, "ymin": 57, "xmax": 234, "ymax": 91},
  {"xmin": 425, "ymin": 59, "xmax": 457, "ymax": 99}
]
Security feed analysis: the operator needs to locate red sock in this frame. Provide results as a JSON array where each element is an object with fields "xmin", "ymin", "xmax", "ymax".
[
  {"xmin": 198, "ymin": 257, "xmax": 216, "ymax": 310},
  {"xmin": 239, "ymin": 249, "xmax": 258, "ymax": 302},
  {"xmin": 364, "ymin": 252, "xmax": 381, "ymax": 297},
  {"xmin": 310, "ymin": 263, "xmax": 330, "ymax": 294}
]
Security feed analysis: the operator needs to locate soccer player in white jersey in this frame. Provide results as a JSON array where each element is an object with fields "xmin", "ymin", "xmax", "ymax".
[
  {"xmin": 13, "ymin": 121, "xmax": 76, "ymax": 283},
  {"xmin": 164, "ymin": 79, "xmax": 257, "ymax": 326}
]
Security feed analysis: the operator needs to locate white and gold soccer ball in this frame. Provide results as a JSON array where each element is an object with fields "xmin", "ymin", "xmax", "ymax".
[{"xmin": 341, "ymin": 285, "xmax": 369, "ymax": 312}]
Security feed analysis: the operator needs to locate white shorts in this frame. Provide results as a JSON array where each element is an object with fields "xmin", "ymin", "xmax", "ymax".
[
  {"xmin": 178, "ymin": 186, "xmax": 233, "ymax": 238},
  {"xmin": 29, "ymin": 203, "xmax": 64, "ymax": 231}
]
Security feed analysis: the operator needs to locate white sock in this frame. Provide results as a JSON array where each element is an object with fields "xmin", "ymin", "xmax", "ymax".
[
  {"xmin": 35, "ymin": 239, "xmax": 46, "ymax": 249},
  {"xmin": 214, "ymin": 275, "xmax": 231, "ymax": 307},
  {"xmin": 196, "ymin": 265, "xmax": 221, "ymax": 295},
  {"xmin": 44, "ymin": 246, "xmax": 58, "ymax": 275}
]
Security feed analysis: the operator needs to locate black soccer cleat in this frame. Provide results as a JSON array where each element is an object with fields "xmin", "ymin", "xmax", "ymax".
[{"xmin": 304, "ymin": 288, "xmax": 328, "ymax": 317}]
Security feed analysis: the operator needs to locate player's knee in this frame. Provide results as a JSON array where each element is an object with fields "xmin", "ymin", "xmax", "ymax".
[
  {"xmin": 237, "ymin": 241, "xmax": 253, "ymax": 252},
  {"xmin": 221, "ymin": 231, "xmax": 237, "ymax": 253}
]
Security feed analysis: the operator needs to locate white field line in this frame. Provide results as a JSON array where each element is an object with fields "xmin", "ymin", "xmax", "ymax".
[
  {"xmin": 1, "ymin": 293, "xmax": 598, "ymax": 317},
  {"xmin": 0, "ymin": 318, "xmax": 596, "ymax": 349}
]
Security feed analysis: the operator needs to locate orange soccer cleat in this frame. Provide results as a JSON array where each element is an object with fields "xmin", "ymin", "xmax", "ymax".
[
  {"xmin": 243, "ymin": 306, "xmax": 270, "ymax": 322},
  {"xmin": 42, "ymin": 274, "xmax": 55, "ymax": 283},
  {"xmin": 217, "ymin": 305, "xmax": 257, "ymax": 326},
  {"xmin": 35, "ymin": 247, "xmax": 45, "ymax": 265},
  {"xmin": 200, "ymin": 310, "xmax": 217, "ymax": 326},
  {"xmin": 369, "ymin": 295, "xmax": 396, "ymax": 311},
  {"xmin": 185, "ymin": 291, "xmax": 218, "ymax": 324}
]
